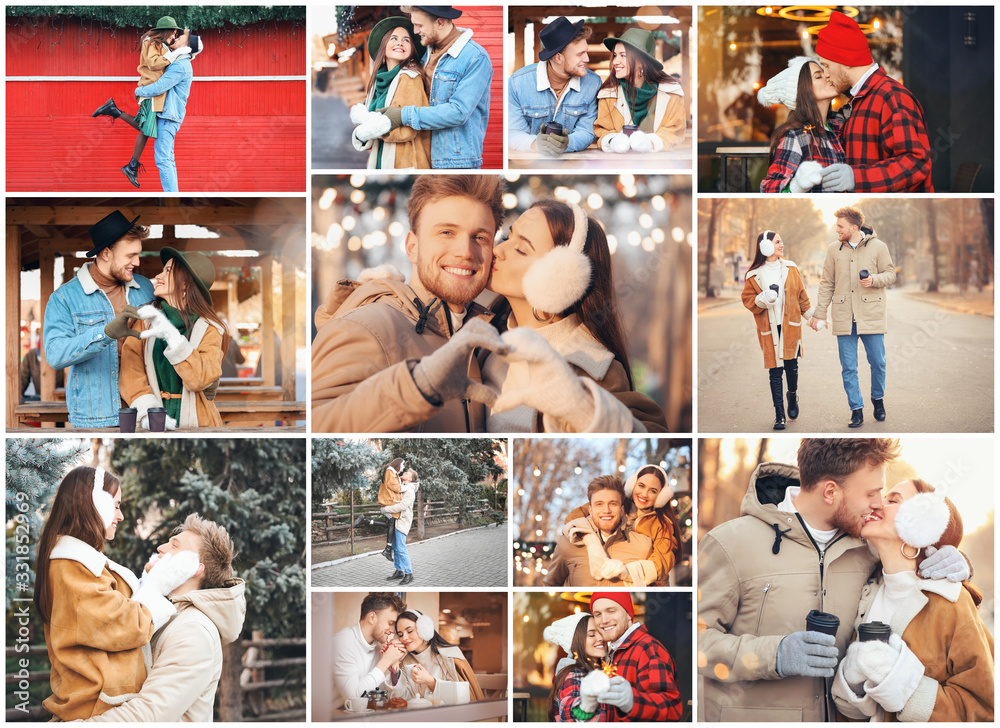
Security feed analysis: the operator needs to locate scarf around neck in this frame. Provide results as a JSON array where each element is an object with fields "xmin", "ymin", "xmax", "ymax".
[
  {"xmin": 621, "ymin": 79, "xmax": 658, "ymax": 127},
  {"xmin": 370, "ymin": 62, "xmax": 403, "ymax": 168},
  {"xmin": 152, "ymin": 303, "xmax": 190, "ymax": 422}
]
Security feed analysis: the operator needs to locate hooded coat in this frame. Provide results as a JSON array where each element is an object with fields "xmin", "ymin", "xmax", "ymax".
[
  {"xmin": 697, "ymin": 462, "xmax": 877, "ymax": 722},
  {"xmin": 543, "ymin": 514, "xmax": 654, "ymax": 588},
  {"xmin": 311, "ymin": 278, "xmax": 492, "ymax": 433},
  {"xmin": 595, "ymin": 78, "xmax": 685, "ymax": 151},
  {"xmin": 813, "ymin": 225, "xmax": 896, "ymax": 335},
  {"xmin": 86, "ymin": 579, "xmax": 248, "ymax": 722},
  {"xmin": 742, "ymin": 259, "xmax": 814, "ymax": 369}
]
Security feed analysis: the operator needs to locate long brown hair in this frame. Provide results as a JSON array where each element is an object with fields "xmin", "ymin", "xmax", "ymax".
[
  {"xmin": 767, "ymin": 61, "xmax": 826, "ymax": 166},
  {"xmin": 546, "ymin": 616, "xmax": 603, "ymax": 721},
  {"xmin": 909, "ymin": 478, "xmax": 983, "ymax": 607},
  {"xmin": 33, "ymin": 466, "xmax": 121, "ymax": 622},
  {"xmin": 365, "ymin": 25, "xmax": 428, "ymax": 97},
  {"xmin": 140, "ymin": 27, "xmax": 176, "ymax": 52},
  {"xmin": 746, "ymin": 230, "xmax": 780, "ymax": 274},
  {"xmin": 599, "ymin": 42, "xmax": 677, "ymax": 116},
  {"xmin": 156, "ymin": 261, "xmax": 230, "ymax": 352},
  {"xmin": 629, "ymin": 465, "xmax": 682, "ymax": 566}
]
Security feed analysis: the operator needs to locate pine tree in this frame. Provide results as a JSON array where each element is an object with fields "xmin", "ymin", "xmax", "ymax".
[{"xmin": 311, "ymin": 438, "xmax": 380, "ymax": 503}]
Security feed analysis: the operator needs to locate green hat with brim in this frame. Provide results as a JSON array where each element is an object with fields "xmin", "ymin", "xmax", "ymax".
[
  {"xmin": 154, "ymin": 16, "xmax": 182, "ymax": 31},
  {"xmin": 160, "ymin": 247, "xmax": 215, "ymax": 305},
  {"xmin": 367, "ymin": 17, "xmax": 424, "ymax": 62},
  {"xmin": 603, "ymin": 27, "xmax": 659, "ymax": 66}
]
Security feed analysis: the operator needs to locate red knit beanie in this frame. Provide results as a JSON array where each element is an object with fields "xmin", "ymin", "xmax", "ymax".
[
  {"xmin": 590, "ymin": 591, "xmax": 635, "ymax": 619},
  {"xmin": 816, "ymin": 12, "xmax": 873, "ymax": 67}
]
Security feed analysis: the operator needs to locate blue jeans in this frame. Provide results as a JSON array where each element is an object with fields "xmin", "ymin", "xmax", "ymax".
[
  {"xmin": 393, "ymin": 529, "xmax": 411, "ymax": 574},
  {"xmin": 837, "ymin": 322, "xmax": 886, "ymax": 411},
  {"xmin": 154, "ymin": 117, "xmax": 182, "ymax": 192}
]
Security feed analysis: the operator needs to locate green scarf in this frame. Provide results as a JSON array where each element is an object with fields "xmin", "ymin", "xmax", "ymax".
[
  {"xmin": 621, "ymin": 79, "xmax": 658, "ymax": 127},
  {"xmin": 369, "ymin": 63, "xmax": 403, "ymax": 169},
  {"xmin": 151, "ymin": 303, "xmax": 190, "ymax": 423}
]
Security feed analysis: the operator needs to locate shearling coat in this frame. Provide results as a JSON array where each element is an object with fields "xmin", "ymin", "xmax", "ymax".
[
  {"xmin": 353, "ymin": 68, "xmax": 432, "ymax": 169},
  {"xmin": 120, "ymin": 315, "xmax": 224, "ymax": 428},
  {"xmin": 814, "ymin": 226, "xmax": 896, "ymax": 335},
  {"xmin": 594, "ymin": 79, "xmax": 685, "ymax": 151},
  {"xmin": 742, "ymin": 259, "xmax": 814, "ymax": 369},
  {"xmin": 42, "ymin": 536, "xmax": 153, "ymax": 721},
  {"xmin": 543, "ymin": 514, "xmax": 654, "ymax": 587},
  {"xmin": 378, "ymin": 466, "xmax": 403, "ymax": 519},
  {"xmin": 832, "ymin": 574, "xmax": 994, "ymax": 722},
  {"xmin": 383, "ymin": 478, "xmax": 418, "ymax": 535},
  {"xmin": 137, "ymin": 39, "xmax": 171, "ymax": 113},
  {"xmin": 697, "ymin": 462, "xmax": 878, "ymax": 722},
  {"xmin": 85, "ymin": 580, "xmax": 247, "ymax": 722},
  {"xmin": 311, "ymin": 278, "xmax": 491, "ymax": 433}
]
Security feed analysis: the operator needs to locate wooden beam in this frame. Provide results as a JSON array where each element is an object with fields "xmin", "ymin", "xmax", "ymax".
[
  {"xmin": 38, "ymin": 250, "xmax": 56, "ymax": 429},
  {"xmin": 514, "ymin": 17, "xmax": 526, "ymax": 70},
  {"xmin": 281, "ymin": 258, "xmax": 296, "ymax": 402},
  {"xmin": 7, "ymin": 202, "xmax": 302, "ymax": 226},
  {"xmin": 261, "ymin": 258, "xmax": 275, "ymax": 387},
  {"xmin": 7, "ymin": 226, "xmax": 21, "ymax": 429}
]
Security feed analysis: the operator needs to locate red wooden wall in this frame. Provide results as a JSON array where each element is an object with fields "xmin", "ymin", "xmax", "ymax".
[
  {"xmin": 456, "ymin": 5, "xmax": 503, "ymax": 170},
  {"xmin": 6, "ymin": 17, "xmax": 306, "ymax": 192}
]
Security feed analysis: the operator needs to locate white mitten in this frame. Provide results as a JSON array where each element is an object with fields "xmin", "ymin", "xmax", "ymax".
[
  {"xmin": 599, "ymin": 558, "xmax": 628, "ymax": 581},
  {"xmin": 165, "ymin": 414, "xmax": 178, "ymax": 431},
  {"xmin": 492, "ymin": 328, "xmax": 594, "ymax": 432},
  {"xmin": 412, "ymin": 318, "xmax": 508, "ymax": 406},
  {"xmin": 854, "ymin": 634, "xmax": 901, "ymax": 685},
  {"xmin": 863, "ymin": 634, "xmax": 925, "ymax": 713},
  {"xmin": 628, "ymin": 130, "xmax": 653, "ymax": 153},
  {"xmin": 789, "ymin": 160, "xmax": 824, "ymax": 193},
  {"xmin": 355, "ymin": 112, "xmax": 393, "ymax": 142},
  {"xmin": 581, "ymin": 532, "xmax": 609, "ymax": 581},
  {"xmin": 350, "ymin": 102, "xmax": 371, "ymax": 125},
  {"xmin": 601, "ymin": 133, "xmax": 631, "ymax": 154},
  {"xmin": 754, "ymin": 290, "xmax": 777, "ymax": 308},
  {"xmin": 839, "ymin": 640, "xmax": 868, "ymax": 695},
  {"xmin": 579, "ymin": 670, "xmax": 611, "ymax": 713},
  {"xmin": 132, "ymin": 551, "xmax": 200, "ymax": 631},
  {"xmin": 163, "ymin": 45, "xmax": 192, "ymax": 63},
  {"xmin": 138, "ymin": 305, "xmax": 188, "ymax": 351}
]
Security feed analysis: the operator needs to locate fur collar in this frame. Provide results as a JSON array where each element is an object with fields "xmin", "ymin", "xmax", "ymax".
[
  {"xmin": 78, "ymin": 261, "xmax": 143, "ymax": 295},
  {"xmin": 596, "ymin": 79, "xmax": 684, "ymax": 100},
  {"xmin": 535, "ymin": 60, "xmax": 582, "ymax": 93},
  {"xmin": 445, "ymin": 27, "xmax": 474, "ymax": 58},
  {"xmin": 745, "ymin": 257, "xmax": 797, "ymax": 282},
  {"xmin": 519, "ymin": 314, "xmax": 615, "ymax": 381},
  {"xmin": 50, "ymin": 535, "xmax": 107, "ymax": 577},
  {"xmin": 883, "ymin": 575, "xmax": 962, "ymax": 637}
]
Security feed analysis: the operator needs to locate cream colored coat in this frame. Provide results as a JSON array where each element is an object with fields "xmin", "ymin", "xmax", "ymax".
[{"xmin": 814, "ymin": 226, "xmax": 896, "ymax": 335}]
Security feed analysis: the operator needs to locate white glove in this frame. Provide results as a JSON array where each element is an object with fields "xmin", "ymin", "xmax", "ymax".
[
  {"xmin": 628, "ymin": 130, "xmax": 653, "ymax": 153},
  {"xmin": 599, "ymin": 558, "xmax": 628, "ymax": 581},
  {"xmin": 138, "ymin": 305, "xmax": 188, "ymax": 351},
  {"xmin": 350, "ymin": 102, "xmax": 371, "ymax": 125},
  {"xmin": 789, "ymin": 160, "xmax": 824, "ymax": 193},
  {"xmin": 132, "ymin": 551, "xmax": 200, "ymax": 631},
  {"xmin": 597, "ymin": 675, "xmax": 635, "ymax": 714},
  {"xmin": 601, "ymin": 133, "xmax": 631, "ymax": 154},
  {"xmin": 355, "ymin": 112, "xmax": 392, "ymax": 142},
  {"xmin": 579, "ymin": 670, "xmax": 610, "ymax": 714},
  {"xmin": 839, "ymin": 640, "xmax": 868, "ymax": 695},
  {"xmin": 138, "ymin": 412, "xmax": 178, "ymax": 432},
  {"xmin": 163, "ymin": 45, "xmax": 192, "ymax": 63},
  {"xmin": 411, "ymin": 318, "xmax": 508, "ymax": 406},
  {"xmin": 853, "ymin": 633, "xmax": 901, "ymax": 685},
  {"xmin": 491, "ymin": 328, "xmax": 594, "ymax": 432},
  {"xmin": 861, "ymin": 634, "xmax": 925, "ymax": 713},
  {"xmin": 754, "ymin": 290, "xmax": 777, "ymax": 308}
]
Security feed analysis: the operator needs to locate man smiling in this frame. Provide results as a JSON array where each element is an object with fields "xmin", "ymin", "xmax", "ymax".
[
  {"xmin": 331, "ymin": 593, "xmax": 407, "ymax": 710},
  {"xmin": 312, "ymin": 175, "xmax": 509, "ymax": 432}
]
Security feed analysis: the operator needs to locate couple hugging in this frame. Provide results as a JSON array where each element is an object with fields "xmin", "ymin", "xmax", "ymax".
[
  {"xmin": 509, "ymin": 17, "xmax": 684, "ymax": 156},
  {"xmin": 312, "ymin": 175, "xmax": 668, "ymax": 434},
  {"xmin": 43, "ymin": 210, "xmax": 229, "ymax": 431},
  {"xmin": 34, "ymin": 466, "xmax": 245, "ymax": 721},
  {"xmin": 332, "ymin": 593, "xmax": 483, "ymax": 710},
  {"xmin": 699, "ymin": 438, "xmax": 994, "ymax": 722},
  {"xmin": 544, "ymin": 465, "xmax": 682, "ymax": 588},
  {"xmin": 758, "ymin": 12, "xmax": 933, "ymax": 193}
]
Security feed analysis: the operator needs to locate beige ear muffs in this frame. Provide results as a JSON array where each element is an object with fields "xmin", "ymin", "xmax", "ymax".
[
  {"xmin": 92, "ymin": 466, "xmax": 116, "ymax": 528},
  {"xmin": 759, "ymin": 230, "xmax": 776, "ymax": 257},
  {"xmin": 521, "ymin": 203, "xmax": 593, "ymax": 315},
  {"xmin": 894, "ymin": 490, "xmax": 951, "ymax": 549},
  {"xmin": 624, "ymin": 464, "xmax": 673, "ymax": 509}
]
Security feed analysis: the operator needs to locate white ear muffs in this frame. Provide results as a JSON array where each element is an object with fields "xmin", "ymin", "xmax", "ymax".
[
  {"xmin": 411, "ymin": 609, "xmax": 435, "ymax": 642},
  {"xmin": 624, "ymin": 465, "xmax": 673, "ymax": 509},
  {"xmin": 92, "ymin": 466, "xmax": 116, "ymax": 529},
  {"xmin": 894, "ymin": 490, "xmax": 951, "ymax": 550},
  {"xmin": 758, "ymin": 230, "xmax": 776, "ymax": 258},
  {"xmin": 521, "ymin": 203, "xmax": 593, "ymax": 315}
]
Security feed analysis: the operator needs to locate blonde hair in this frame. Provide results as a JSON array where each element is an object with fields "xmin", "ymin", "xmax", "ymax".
[{"xmin": 176, "ymin": 513, "xmax": 237, "ymax": 589}]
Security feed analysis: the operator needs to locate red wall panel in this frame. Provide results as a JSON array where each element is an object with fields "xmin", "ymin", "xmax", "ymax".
[
  {"xmin": 6, "ymin": 18, "xmax": 306, "ymax": 191},
  {"xmin": 455, "ymin": 6, "xmax": 503, "ymax": 170}
]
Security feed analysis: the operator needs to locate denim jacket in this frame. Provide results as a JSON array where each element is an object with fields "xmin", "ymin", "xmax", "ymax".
[
  {"xmin": 508, "ymin": 62, "xmax": 600, "ymax": 152},
  {"xmin": 42, "ymin": 263, "xmax": 155, "ymax": 427},
  {"xmin": 401, "ymin": 28, "xmax": 492, "ymax": 169},
  {"xmin": 136, "ymin": 57, "xmax": 192, "ymax": 124}
]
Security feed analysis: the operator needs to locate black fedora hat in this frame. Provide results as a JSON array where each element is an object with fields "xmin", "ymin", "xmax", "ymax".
[
  {"xmin": 539, "ymin": 17, "xmax": 586, "ymax": 61},
  {"xmin": 413, "ymin": 6, "xmax": 462, "ymax": 20},
  {"xmin": 367, "ymin": 16, "xmax": 423, "ymax": 59},
  {"xmin": 87, "ymin": 210, "xmax": 142, "ymax": 257}
]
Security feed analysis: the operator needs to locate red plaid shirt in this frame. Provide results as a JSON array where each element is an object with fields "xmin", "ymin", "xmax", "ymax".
[
  {"xmin": 761, "ymin": 124, "xmax": 846, "ymax": 193},
  {"xmin": 602, "ymin": 625, "xmax": 683, "ymax": 722},
  {"xmin": 556, "ymin": 668, "xmax": 604, "ymax": 722},
  {"xmin": 838, "ymin": 67, "xmax": 934, "ymax": 192}
]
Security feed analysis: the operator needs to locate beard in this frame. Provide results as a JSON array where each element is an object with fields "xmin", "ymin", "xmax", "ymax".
[
  {"xmin": 830, "ymin": 499, "xmax": 864, "ymax": 538},
  {"xmin": 108, "ymin": 261, "xmax": 134, "ymax": 284},
  {"xmin": 415, "ymin": 255, "xmax": 487, "ymax": 307}
]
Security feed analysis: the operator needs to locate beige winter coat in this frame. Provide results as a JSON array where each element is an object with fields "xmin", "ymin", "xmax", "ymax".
[
  {"xmin": 697, "ymin": 462, "xmax": 877, "ymax": 722},
  {"xmin": 814, "ymin": 226, "xmax": 896, "ymax": 335},
  {"xmin": 742, "ymin": 259, "xmax": 814, "ymax": 369},
  {"xmin": 311, "ymin": 278, "xmax": 491, "ymax": 433},
  {"xmin": 543, "ymin": 514, "xmax": 654, "ymax": 587},
  {"xmin": 86, "ymin": 580, "xmax": 247, "ymax": 722},
  {"xmin": 594, "ymin": 78, "xmax": 685, "ymax": 151},
  {"xmin": 384, "ymin": 479, "xmax": 418, "ymax": 535}
]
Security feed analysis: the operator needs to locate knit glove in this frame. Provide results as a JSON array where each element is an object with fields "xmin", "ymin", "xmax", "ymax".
[
  {"xmin": 599, "ymin": 558, "xmax": 628, "ymax": 581},
  {"xmin": 376, "ymin": 106, "xmax": 403, "ymax": 130},
  {"xmin": 918, "ymin": 545, "xmax": 970, "ymax": 582},
  {"xmin": 203, "ymin": 377, "xmax": 221, "ymax": 401},
  {"xmin": 861, "ymin": 634, "xmax": 925, "ymax": 713},
  {"xmin": 839, "ymin": 639, "xmax": 869, "ymax": 695},
  {"xmin": 411, "ymin": 318, "xmax": 508, "ymax": 406},
  {"xmin": 775, "ymin": 630, "xmax": 838, "ymax": 677},
  {"xmin": 104, "ymin": 305, "xmax": 142, "ymax": 340},
  {"xmin": 852, "ymin": 634, "xmax": 899, "ymax": 686},
  {"xmin": 789, "ymin": 160, "xmax": 824, "ymax": 193},
  {"xmin": 536, "ymin": 131, "xmax": 569, "ymax": 157},
  {"xmin": 754, "ymin": 289, "xmax": 778, "ymax": 308},
  {"xmin": 628, "ymin": 130, "xmax": 653, "ymax": 153},
  {"xmin": 579, "ymin": 670, "xmax": 610, "ymax": 714},
  {"xmin": 491, "ymin": 327, "xmax": 594, "ymax": 432},
  {"xmin": 601, "ymin": 133, "xmax": 631, "ymax": 154},
  {"xmin": 137, "ymin": 305, "xmax": 188, "ymax": 351},
  {"xmin": 139, "ymin": 412, "xmax": 178, "ymax": 432},
  {"xmin": 820, "ymin": 163, "xmax": 857, "ymax": 192},
  {"xmin": 355, "ymin": 112, "xmax": 392, "ymax": 142},
  {"xmin": 597, "ymin": 675, "xmax": 634, "ymax": 714},
  {"xmin": 380, "ymin": 507, "xmax": 390, "ymax": 516}
]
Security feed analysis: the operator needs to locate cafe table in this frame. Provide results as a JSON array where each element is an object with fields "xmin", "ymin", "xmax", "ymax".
[
  {"xmin": 508, "ymin": 145, "xmax": 692, "ymax": 171},
  {"xmin": 330, "ymin": 698, "xmax": 508, "ymax": 722}
]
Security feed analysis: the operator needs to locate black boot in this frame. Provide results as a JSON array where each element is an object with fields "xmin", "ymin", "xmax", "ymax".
[
  {"xmin": 769, "ymin": 367, "xmax": 786, "ymax": 430},
  {"xmin": 385, "ymin": 569, "xmax": 404, "ymax": 580},
  {"xmin": 784, "ymin": 359, "xmax": 799, "ymax": 419},
  {"xmin": 351, "ymin": 515, "xmax": 366, "ymax": 528},
  {"xmin": 399, "ymin": 573, "xmax": 413, "ymax": 585},
  {"xmin": 92, "ymin": 98, "xmax": 122, "ymax": 120},
  {"xmin": 380, "ymin": 544, "xmax": 394, "ymax": 561},
  {"xmin": 848, "ymin": 409, "xmax": 864, "ymax": 428},
  {"xmin": 872, "ymin": 398, "xmax": 886, "ymax": 421},
  {"xmin": 121, "ymin": 160, "xmax": 142, "ymax": 189}
]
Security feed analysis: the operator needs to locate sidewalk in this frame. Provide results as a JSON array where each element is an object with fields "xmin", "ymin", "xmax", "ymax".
[
  {"xmin": 698, "ymin": 295, "xmax": 738, "ymax": 313},
  {"xmin": 311, "ymin": 525, "xmax": 507, "ymax": 588},
  {"xmin": 902, "ymin": 289, "xmax": 994, "ymax": 317}
]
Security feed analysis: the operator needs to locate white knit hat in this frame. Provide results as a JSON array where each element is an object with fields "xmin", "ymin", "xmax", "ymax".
[
  {"xmin": 543, "ymin": 612, "xmax": 591, "ymax": 654},
  {"xmin": 895, "ymin": 489, "xmax": 951, "ymax": 549},
  {"xmin": 521, "ymin": 203, "xmax": 592, "ymax": 315},
  {"xmin": 624, "ymin": 464, "xmax": 673, "ymax": 509},
  {"xmin": 757, "ymin": 56, "xmax": 816, "ymax": 111}
]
